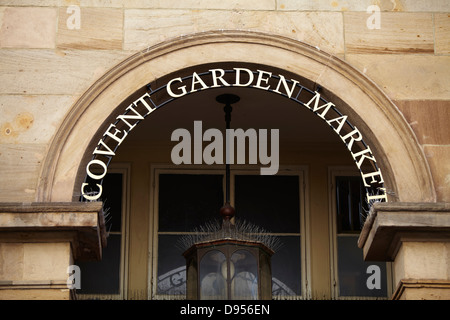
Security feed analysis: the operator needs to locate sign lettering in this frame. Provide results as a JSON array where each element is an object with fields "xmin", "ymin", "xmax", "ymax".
[{"xmin": 81, "ymin": 67, "xmax": 387, "ymax": 204}]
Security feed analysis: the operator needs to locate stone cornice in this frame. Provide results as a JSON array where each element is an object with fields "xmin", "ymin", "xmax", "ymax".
[
  {"xmin": 0, "ymin": 202, "xmax": 105, "ymax": 261},
  {"xmin": 358, "ymin": 202, "xmax": 450, "ymax": 261}
]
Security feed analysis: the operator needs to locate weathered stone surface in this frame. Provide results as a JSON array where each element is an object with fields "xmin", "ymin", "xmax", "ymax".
[
  {"xmin": 395, "ymin": 100, "xmax": 450, "ymax": 145},
  {"xmin": 346, "ymin": 54, "xmax": 450, "ymax": 100},
  {"xmin": 0, "ymin": 242, "xmax": 70, "ymax": 281},
  {"xmin": 435, "ymin": 13, "xmax": 450, "ymax": 54},
  {"xmin": 0, "ymin": 49, "xmax": 130, "ymax": 95},
  {"xmin": 0, "ymin": 288, "xmax": 70, "ymax": 300},
  {"xmin": 393, "ymin": 279, "xmax": 450, "ymax": 300},
  {"xmin": 0, "ymin": 7, "xmax": 56, "ymax": 48},
  {"xmin": 3, "ymin": 0, "xmax": 275, "ymax": 9},
  {"xmin": 0, "ymin": 144, "xmax": 46, "ymax": 202},
  {"xmin": 57, "ymin": 7, "xmax": 123, "ymax": 50},
  {"xmin": 0, "ymin": 0, "xmax": 59, "ymax": 6},
  {"xmin": 126, "ymin": 0, "xmax": 276, "ymax": 10},
  {"xmin": 0, "ymin": 243, "xmax": 23, "ymax": 280},
  {"xmin": 396, "ymin": 242, "xmax": 450, "ymax": 280},
  {"xmin": 344, "ymin": 12, "xmax": 434, "ymax": 54},
  {"xmin": 424, "ymin": 146, "xmax": 450, "ymax": 202},
  {"xmin": 23, "ymin": 243, "xmax": 71, "ymax": 281},
  {"xmin": 0, "ymin": 95, "xmax": 75, "ymax": 144},
  {"xmin": 124, "ymin": 10, "xmax": 344, "ymax": 54},
  {"xmin": 277, "ymin": 0, "xmax": 450, "ymax": 12},
  {"xmin": 0, "ymin": 211, "xmax": 98, "ymax": 229},
  {"xmin": 278, "ymin": 0, "xmax": 369, "ymax": 11}
]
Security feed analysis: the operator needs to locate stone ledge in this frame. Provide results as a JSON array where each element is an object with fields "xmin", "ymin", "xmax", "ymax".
[
  {"xmin": 358, "ymin": 202, "xmax": 450, "ymax": 261},
  {"xmin": 0, "ymin": 279, "xmax": 67, "ymax": 289},
  {"xmin": 392, "ymin": 279, "xmax": 450, "ymax": 300},
  {"xmin": 0, "ymin": 202, "xmax": 106, "ymax": 261}
]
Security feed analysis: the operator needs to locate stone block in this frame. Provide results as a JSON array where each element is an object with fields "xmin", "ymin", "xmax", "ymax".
[
  {"xmin": 344, "ymin": 12, "xmax": 434, "ymax": 54},
  {"xmin": 0, "ymin": 243, "xmax": 24, "ymax": 280},
  {"xmin": 393, "ymin": 280, "xmax": 450, "ymax": 300},
  {"xmin": 0, "ymin": 242, "xmax": 72, "ymax": 300},
  {"xmin": 0, "ymin": 7, "xmax": 56, "ymax": 48},
  {"xmin": 277, "ymin": 0, "xmax": 450, "ymax": 12},
  {"xmin": 124, "ymin": 9, "xmax": 344, "ymax": 54},
  {"xmin": 423, "ymin": 146, "xmax": 450, "ymax": 202},
  {"xmin": 346, "ymin": 54, "xmax": 450, "ymax": 100},
  {"xmin": 0, "ymin": 288, "xmax": 70, "ymax": 300},
  {"xmin": 395, "ymin": 100, "xmax": 450, "ymax": 145},
  {"xmin": 57, "ymin": 7, "xmax": 123, "ymax": 50},
  {"xmin": 277, "ymin": 0, "xmax": 370, "ymax": 11},
  {"xmin": 65, "ymin": 0, "xmax": 123, "ymax": 7},
  {"xmin": 125, "ymin": 0, "xmax": 276, "ymax": 10},
  {"xmin": 0, "ymin": 242, "xmax": 71, "ymax": 281},
  {"xmin": 0, "ymin": 1, "xmax": 59, "ymax": 6},
  {"xmin": 23, "ymin": 243, "xmax": 71, "ymax": 281},
  {"xmin": 435, "ymin": 13, "xmax": 450, "ymax": 54},
  {"xmin": 0, "ymin": 95, "xmax": 75, "ymax": 144},
  {"xmin": 0, "ymin": 144, "xmax": 46, "ymax": 202},
  {"xmin": 0, "ymin": 49, "xmax": 130, "ymax": 95}
]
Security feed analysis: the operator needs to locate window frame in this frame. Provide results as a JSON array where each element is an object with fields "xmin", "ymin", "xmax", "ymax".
[
  {"xmin": 77, "ymin": 163, "xmax": 130, "ymax": 300},
  {"xmin": 149, "ymin": 164, "xmax": 310, "ymax": 300},
  {"xmin": 328, "ymin": 166, "xmax": 393, "ymax": 300}
]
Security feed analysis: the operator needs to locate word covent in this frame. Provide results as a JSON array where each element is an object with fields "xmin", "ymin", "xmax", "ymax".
[{"xmin": 81, "ymin": 67, "xmax": 387, "ymax": 202}]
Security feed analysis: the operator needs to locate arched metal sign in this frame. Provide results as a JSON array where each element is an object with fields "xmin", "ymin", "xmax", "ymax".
[{"xmin": 81, "ymin": 66, "xmax": 387, "ymax": 205}]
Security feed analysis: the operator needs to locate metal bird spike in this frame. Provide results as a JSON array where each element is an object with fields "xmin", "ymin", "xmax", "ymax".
[{"xmin": 177, "ymin": 217, "xmax": 282, "ymax": 253}]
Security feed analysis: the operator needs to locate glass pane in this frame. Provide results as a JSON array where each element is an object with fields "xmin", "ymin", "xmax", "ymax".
[
  {"xmin": 157, "ymin": 235, "xmax": 186, "ymax": 295},
  {"xmin": 76, "ymin": 172, "xmax": 123, "ymax": 296},
  {"xmin": 76, "ymin": 234, "xmax": 121, "ymax": 295},
  {"xmin": 158, "ymin": 174, "xmax": 224, "ymax": 232},
  {"xmin": 337, "ymin": 235, "xmax": 387, "ymax": 297},
  {"xmin": 271, "ymin": 236, "xmax": 302, "ymax": 297},
  {"xmin": 82, "ymin": 173, "xmax": 123, "ymax": 232},
  {"xmin": 335, "ymin": 176, "xmax": 376, "ymax": 233},
  {"xmin": 231, "ymin": 250, "xmax": 258, "ymax": 300},
  {"xmin": 199, "ymin": 250, "xmax": 227, "ymax": 300},
  {"xmin": 102, "ymin": 173, "xmax": 123, "ymax": 232},
  {"xmin": 234, "ymin": 175, "xmax": 300, "ymax": 233}
]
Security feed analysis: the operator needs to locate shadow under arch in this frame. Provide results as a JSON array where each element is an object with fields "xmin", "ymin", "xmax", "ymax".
[{"xmin": 36, "ymin": 30, "xmax": 436, "ymax": 204}]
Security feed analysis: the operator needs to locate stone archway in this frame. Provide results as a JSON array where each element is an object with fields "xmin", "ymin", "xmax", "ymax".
[{"xmin": 36, "ymin": 30, "xmax": 435, "ymax": 205}]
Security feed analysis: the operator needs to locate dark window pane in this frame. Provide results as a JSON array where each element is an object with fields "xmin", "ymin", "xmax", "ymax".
[
  {"xmin": 158, "ymin": 174, "xmax": 224, "ymax": 232},
  {"xmin": 102, "ymin": 173, "xmax": 123, "ymax": 232},
  {"xmin": 157, "ymin": 235, "xmax": 186, "ymax": 295},
  {"xmin": 76, "ymin": 172, "xmax": 123, "ymax": 296},
  {"xmin": 271, "ymin": 236, "xmax": 302, "ymax": 297},
  {"xmin": 77, "ymin": 234, "xmax": 121, "ymax": 295},
  {"xmin": 234, "ymin": 175, "xmax": 300, "ymax": 233},
  {"xmin": 337, "ymin": 236, "xmax": 387, "ymax": 297},
  {"xmin": 336, "ymin": 176, "xmax": 366, "ymax": 233},
  {"xmin": 82, "ymin": 173, "xmax": 123, "ymax": 232}
]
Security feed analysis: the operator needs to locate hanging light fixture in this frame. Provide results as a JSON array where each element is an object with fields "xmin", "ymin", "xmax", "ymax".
[{"xmin": 182, "ymin": 94, "xmax": 277, "ymax": 300}]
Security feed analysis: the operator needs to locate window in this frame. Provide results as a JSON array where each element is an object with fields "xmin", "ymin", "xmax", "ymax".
[
  {"xmin": 329, "ymin": 169, "xmax": 391, "ymax": 299},
  {"xmin": 155, "ymin": 172, "xmax": 224, "ymax": 297},
  {"xmin": 152, "ymin": 167, "xmax": 306, "ymax": 299},
  {"xmin": 233, "ymin": 174, "xmax": 303, "ymax": 299},
  {"xmin": 76, "ymin": 166, "xmax": 129, "ymax": 299}
]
